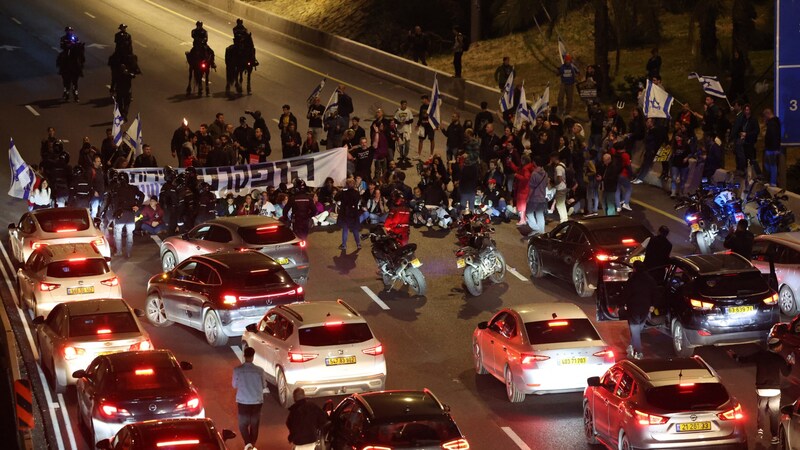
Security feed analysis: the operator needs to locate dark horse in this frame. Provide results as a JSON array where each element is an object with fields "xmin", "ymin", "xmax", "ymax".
[
  {"xmin": 56, "ymin": 43, "xmax": 85, "ymax": 102},
  {"xmin": 108, "ymin": 50, "xmax": 141, "ymax": 95},
  {"xmin": 185, "ymin": 44, "xmax": 215, "ymax": 97},
  {"xmin": 225, "ymin": 32, "xmax": 257, "ymax": 96}
]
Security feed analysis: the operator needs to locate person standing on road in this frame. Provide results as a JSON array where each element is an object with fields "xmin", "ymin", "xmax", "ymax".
[
  {"xmin": 337, "ymin": 178, "xmax": 362, "ymax": 250},
  {"xmin": 525, "ymin": 159, "xmax": 549, "ymax": 236},
  {"xmin": 557, "ymin": 54, "xmax": 578, "ymax": 115},
  {"xmin": 644, "ymin": 225, "xmax": 671, "ymax": 281},
  {"xmin": 728, "ymin": 338, "xmax": 795, "ymax": 445},
  {"xmin": 619, "ymin": 261, "xmax": 657, "ymax": 359},
  {"xmin": 233, "ymin": 346, "xmax": 268, "ymax": 450},
  {"xmin": 494, "ymin": 57, "xmax": 513, "ymax": 91},
  {"xmin": 762, "ymin": 108, "xmax": 782, "ymax": 186},
  {"xmin": 723, "ymin": 218, "xmax": 754, "ymax": 260},
  {"xmin": 285, "ymin": 179, "xmax": 315, "ymax": 239},
  {"xmin": 112, "ymin": 172, "xmax": 144, "ymax": 258},
  {"xmin": 286, "ymin": 388, "xmax": 328, "ymax": 450}
]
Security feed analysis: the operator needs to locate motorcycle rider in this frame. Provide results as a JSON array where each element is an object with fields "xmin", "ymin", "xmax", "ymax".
[
  {"xmin": 192, "ymin": 21, "xmax": 208, "ymax": 47},
  {"xmin": 284, "ymin": 179, "xmax": 315, "ymax": 240},
  {"xmin": 114, "ymin": 24, "xmax": 133, "ymax": 56},
  {"xmin": 60, "ymin": 26, "xmax": 79, "ymax": 50},
  {"xmin": 68, "ymin": 165, "xmax": 92, "ymax": 208},
  {"xmin": 159, "ymin": 166, "xmax": 180, "ymax": 235},
  {"xmin": 384, "ymin": 190, "xmax": 411, "ymax": 246},
  {"xmin": 112, "ymin": 172, "xmax": 145, "ymax": 258},
  {"xmin": 195, "ymin": 181, "xmax": 217, "ymax": 225}
]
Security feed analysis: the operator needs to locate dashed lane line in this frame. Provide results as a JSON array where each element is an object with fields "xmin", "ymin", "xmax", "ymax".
[
  {"xmin": 58, "ymin": 393, "xmax": 77, "ymax": 450},
  {"xmin": 501, "ymin": 426, "xmax": 532, "ymax": 450},
  {"xmin": 360, "ymin": 286, "xmax": 390, "ymax": 310},
  {"xmin": 507, "ymin": 267, "xmax": 528, "ymax": 282},
  {"xmin": 630, "ymin": 199, "xmax": 683, "ymax": 224},
  {"xmin": 150, "ymin": 234, "xmax": 162, "ymax": 246},
  {"xmin": 231, "ymin": 345, "xmax": 244, "ymax": 363},
  {"xmin": 84, "ymin": 12, "xmax": 95, "ymax": 19},
  {"xmin": 25, "ymin": 105, "xmax": 40, "ymax": 116},
  {"xmin": 135, "ymin": 40, "xmax": 147, "ymax": 48},
  {"xmin": 11, "ymin": 17, "xmax": 21, "ymax": 25}
]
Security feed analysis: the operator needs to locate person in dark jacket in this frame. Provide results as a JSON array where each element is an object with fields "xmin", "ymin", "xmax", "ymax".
[
  {"xmin": 112, "ymin": 172, "xmax": 144, "ymax": 258},
  {"xmin": 619, "ymin": 261, "xmax": 658, "ymax": 359},
  {"xmin": 644, "ymin": 225, "xmax": 671, "ymax": 282},
  {"xmin": 284, "ymin": 179, "xmax": 315, "ymax": 239},
  {"xmin": 599, "ymin": 153, "xmax": 619, "ymax": 216},
  {"xmin": 724, "ymin": 218, "xmax": 754, "ymax": 259},
  {"xmin": 337, "ymin": 178, "xmax": 362, "ymax": 250},
  {"xmin": 441, "ymin": 113, "xmax": 464, "ymax": 162},
  {"xmin": 286, "ymin": 388, "xmax": 328, "ymax": 449},
  {"xmin": 728, "ymin": 338, "xmax": 795, "ymax": 444},
  {"xmin": 762, "ymin": 108, "xmax": 782, "ymax": 186}
]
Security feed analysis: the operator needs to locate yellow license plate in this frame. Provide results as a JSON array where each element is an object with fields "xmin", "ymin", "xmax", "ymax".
[
  {"xmin": 325, "ymin": 356, "xmax": 356, "ymax": 366},
  {"xmin": 410, "ymin": 258, "xmax": 422, "ymax": 268},
  {"xmin": 629, "ymin": 255, "xmax": 645, "ymax": 263},
  {"xmin": 727, "ymin": 305, "xmax": 755, "ymax": 314},
  {"xmin": 559, "ymin": 357, "xmax": 587, "ymax": 365},
  {"xmin": 275, "ymin": 257, "xmax": 290, "ymax": 265},
  {"xmin": 676, "ymin": 421, "xmax": 711, "ymax": 432},
  {"xmin": 456, "ymin": 258, "xmax": 466, "ymax": 269},
  {"xmin": 67, "ymin": 286, "xmax": 95, "ymax": 295},
  {"xmin": 691, "ymin": 223, "xmax": 701, "ymax": 232}
]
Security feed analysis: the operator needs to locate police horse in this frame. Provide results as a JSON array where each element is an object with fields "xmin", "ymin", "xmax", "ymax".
[
  {"xmin": 185, "ymin": 44, "xmax": 215, "ymax": 97},
  {"xmin": 56, "ymin": 43, "xmax": 85, "ymax": 102},
  {"xmin": 225, "ymin": 32, "xmax": 257, "ymax": 96}
]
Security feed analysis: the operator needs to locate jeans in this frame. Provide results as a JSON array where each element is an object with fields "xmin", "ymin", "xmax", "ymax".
[
  {"xmin": 141, "ymin": 223, "xmax": 167, "ymax": 235},
  {"xmin": 557, "ymin": 83, "xmax": 575, "ymax": 114},
  {"xmin": 237, "ymin": 403, "xmax": 262, "ymax": 447},
  {"xmin": 744, "ymin": 143, "xmax": 762, "ymax": 176},
  {"xmin": 89, "ymin": 196, "xmax": 102, "ymax": 218},
  {"xmin": 340, "ymin": 220, "xmax": 361, "ymax": 248},
  {"xmin": 586, "ymin": 180, "xmax": 599, "ymax": 213},
  {"xmin": 756, "ymin": 393, "xmax": 781, "ymax": 436},
  {"xmin": 113, "ymin": 221, "xmax": 135, "ymax": 257},
  {"xmin": 555, "ymin": 189, "xmax": 568, "ymax": 223},
  {"xmin": 670, "ymin": 166, "xmax": 689, "ymax": 196},
  {"xmin": 628, "ymin": 321, "xmax": 645, "ymax": 354},
  {"xmin": 398, "ymin": 137, "xmax": 410, "ymax": 160},
  {"xmin": 603, "ymin": 191, "xmax": 617, "ymax": 216},
  {"xmin": 616, "ymin": 176, "xmax": 632, "ymax": 207},
  {"xmin": 764, "ymin": 149, "xmax": 780, "ymax": 185},
  {"xmin": 525, "ymin": 201, "xmax": 547, "ymax": 235},
  {"xmin": 636, "ymin": 151, "xmax": 656, "ymax": 182}
]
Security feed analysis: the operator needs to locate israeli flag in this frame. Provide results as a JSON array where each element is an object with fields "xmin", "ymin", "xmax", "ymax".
[
  {"xmin": 514, "ymin": 81, "xmax": 531, "ymax": 130},
  {"xmin": 8, "ymin": 138, "xmax": 36, "ymax": 200},
  {"xmin": 123, "ymin": 113, "xmax": 142, "ymax": 157},
  {"xmin": 427, "ymin": 75, "xmax": 442, "ymax": 129},
  {"xmin": 306, "ymin": 78, "xmax": 326, "ymax": 105},
  {"xmin": 643, "ymin": 79, "xmax": 674, "ymax": 119},
  {"xmin": 324, "ymin": 88, "xmax": 339, "ymax": 118},
  {"xmin": 499, "ymin": 68, "xmax": 515, "ymax": 112},
  {"xmin": 531, "ymin": 85, "xmax": 550, "ymax": 118},
  {"xmin": 112, "ymin": 100, "xmax": 125, "ymax": 146},
  {"xmin": 688, "ymin": 72, "xmax": 727, "ymax": 99}
]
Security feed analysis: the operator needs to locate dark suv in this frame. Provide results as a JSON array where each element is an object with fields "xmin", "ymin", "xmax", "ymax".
[
  {"xmin": 597, "ymin": 253, "xmax": 779, "ymax": 356},
  {"xmin": 527, "ymin": 216, "xmax": 652, "ymax": 297},
  {"xmin": 325, "ymin": 389, "xmax": 469, "ymax": 450},
  {"xmin": 145, "ymin": 251, "xmax": 304, "ymax": 346}
]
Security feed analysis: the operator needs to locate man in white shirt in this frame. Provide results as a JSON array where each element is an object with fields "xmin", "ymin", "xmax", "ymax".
[{"xmin": 393, "ymin": 100, "xmax": 414, "ymax": 162}]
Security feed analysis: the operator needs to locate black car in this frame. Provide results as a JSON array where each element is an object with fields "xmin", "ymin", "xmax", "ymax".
[
  {"xmin": 72, "ymin": 350, "xmax": 201, "ymax": 445},
  {"xmin": 325, "ymin": 389, "xmax": 470, "ymax": 450},
  {"xmin": 145, "ymin": 251, "xmax": 304, "ymax": 346},
  {"xmin": 527, "ymin": 216, "xmax": 653, "ymax": 297},
  {"xmin": 97, "ymin": 418, "xmax": 236, "ymax": 450},
  {"xmin": 597, "ymin": 253, "xmax": 779, "ymax": 356}
]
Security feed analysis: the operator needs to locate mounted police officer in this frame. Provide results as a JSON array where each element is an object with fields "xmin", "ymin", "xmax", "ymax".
[
  {"xmin": 192, "ymin": 21, "xmax": 208, "ymax": 47},
  {"xmin": 232, "ymin": 18, "xmax": 248, "ymax": 42},
  {"xmin": 114, "ymin": 24, "xmax": 133, "ymax": 56},
  {"xmin": 195, "ymin": 181, "xmax": 217, "ymax": 225},
  {"xmin": 284, "ymin": 179, "xmax": 315, "ymax": 239},
  {"xmin": 68, "ymin": 165, "xmax": 92, "ymax": 208},
  {"xmin": 112, "ymin": 172, "xmax": 144, "ymax": 258},
  {"xmin": 60, "ymin": 26, "xmax": 79, "ymax": 50},
  {"xmin": 159, "ymin": 166, "xmax": 180, "ymax": 235}
]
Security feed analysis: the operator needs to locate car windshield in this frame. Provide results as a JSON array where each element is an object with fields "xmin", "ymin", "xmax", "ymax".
[
  {"xmin": 645, "ymin": 383, "xmax": 730, "ymax": 411},
  {"xmin": 366, "ymin": 418, "xmax": 462, "ymax": 446},
  {"xmin": 47, "ymin": 258, "xmax": 108, "ymax": 278},
  {"xmin": 138, "ymin": 423, "xmax": 218, "ymax": 449},
  {"xmin": 298, "ymin": 323, "xmax": 373, "ymax": 347},
  {"xmin": 524, "ymin": 319, "xmax": 601, "ymax": 345},
  {"xmin": 36, "ymin": 210, "xmax": 90, "ymax": 233},
  {"xmin": 590, "ymin": 226, "xmax": 651, "ymax": 246},
  {"xmin": 244, "ymin": 269, "xmax": 290, "ymax": 287},
  {"xmin": 239, "ymin": 225, "xmax": 297, "ymax": 245},
  {"xmin": 699, "ymin": 271, "xmax": 768, "ymax": 297},
  {"xmin": 105, "ymin": 358, "xmax": 188, "ymax": 394},
  {"xmin": 69, "ymin": 312, "xmax": 139, "ymax": 338}
]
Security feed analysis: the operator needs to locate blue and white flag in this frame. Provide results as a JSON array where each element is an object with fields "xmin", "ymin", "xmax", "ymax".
[
  {"xmin": 499, "ymin": 68, "xmax": 515, "ymax": 112},
  {"xmin": 112, "ymin": 100, "xmax": 125, "ymax": 146},
  {"xmin": 688, "ymin": 72, "xmax": 727, "ymax": 99},
  {"xmin": 324, "ymin": 88, "xmax": 339, "ymax": 118},
  {"xmin": 558, "ymin": 36, "xmax": 568, "ymax": 65},
  {"xmin": 306, "ymin": 78, "xmax": 326, "ymax": 105},
  {"xmin": 8, "ymin": 139, "xmax": 36, "ymax": 200},
  {"xmin": 427, "ymin": 75, "xmax": 442, "ymax": 129},
  {"xmin": 531, "ymin": 85, "xmax": 550, "ymax": 118},
  {"xmin": 514, "ymin": 82, "xmax": 532, "ymax": 130},
  {"xmin": 643, "ymin": 79, "xmax": 674, "ymax": 119},
  {"xmin": 123, "ymin": 113, "xmax": 142, "ymax": 159}
]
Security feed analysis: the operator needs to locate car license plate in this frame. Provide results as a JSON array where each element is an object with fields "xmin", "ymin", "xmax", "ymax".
[
  {"xmin": 410, "ymin": 258, "xmax": 422, "ymax": 268},
  {"xmin": 274, "ymin": 257, "xmax": 290, "ymax": 265},
  {"xmin": 67, "ymin": 286, "xmax": 94, "ymax": 295},
  {"xmin": 676, "ymin": 421, "xmax": 711, "ymax": 432},
  {"xmin": 325, "ymin": 356, "xmax": 356, "ymax": 366},
  {"xmin": 690, "ymin": 223, "xmax": 701, "ymax": 232},
  {"xmin": 456, "ymin": 258, "xmax": 466, "ymax": 269},
  {"xmin": 559, "ymin": 357, "xmax": 587, "ymax": 365},
  {"xmin": 727, "ymin": 305, "xmax": 755, "ymax": 314},
  {"xmin": 629, "ymin": 255, "xmax": 645, "ymax": 263}
]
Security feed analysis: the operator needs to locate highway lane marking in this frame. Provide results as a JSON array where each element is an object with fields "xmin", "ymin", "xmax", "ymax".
[
  {"xmin": 630, "ymin": 199, "xmax": 683, "ymax": 224},
  {"xmin": 25, "ymin": 105, "xmax": 40, "ymax": 116},
  {"xmin": 135, "ymin": 40, "xmax": 148, "ymax": 48},
  {"xmin": 360, "ymin": 286, "xmax": 390, "ymax": 310},
  {"xmin": 501, "ymin": 427, "xmax": 532, "ymax": 450},
  {"xmin": 230, "ymin": 345, "xmax": 244, "ymax": 363},
  {"xmin": 36, "ymin": 365, "xmax": 66, "ymax": 450},
  {"xmin": 11, "ymin": 17, "xmax": 21, "ymax": 25},
  {"xmin": 507, "ymin": 266, "xmax": 528, "ymax": 282},
  {"xmin": 150, "ymin": 234, "xmax": 162, "ymax": 246},
  {"xmin": 0, "ymin": 242, "xmax": 39, "ymax": 361},
  {"xmin": 84, "ymin": 12, "xmax": 96, "ymax": 19},
  {"xmin": 57, "ymin": 393, "xmax": 77, "ymax": 450}
]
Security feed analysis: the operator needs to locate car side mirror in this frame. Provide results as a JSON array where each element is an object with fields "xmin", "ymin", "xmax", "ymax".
[
  {"xmin": 72, "ymin": 369, "xmax": 87, "ymax": 379},
  {"xmin": 96, "ymin": 439, "xmax": 112, "ymax": 450},
  {"xmin": 587, "ymin": 376, "xmax": 601, "ymax": 387},
  {"xmin": 323, "ymin": 399, "xmax": 334, "ymax": 415},
  {"xmin": 781, "ymin": 404, "xmax": 794, "ymax": 415},
  {"xmin": 246, "ymin": 323, "xmax": 257, "ymax": 333},
  {"xmin": 7, "ymin": 223, "xmax": 15, "ymax": 231},
  {"xmin": 133, "ymin": 308, "xmax": 145, "ymax": 318},
  {"xmin": 179, "ymin": 361, "xmax": 193, "ymax": 371},
  {"xmin": 32, "ymin": 316, "xmax": 45, "ymax": 325},
  {"xmin": 221, "ymin": 429, "xmax": 236, "ymax": 441},
  {"xmin": 181, "ymin": 233, "xmax": 190, "ymax": 240},
  {"xmin": 477, "ymin": 321, "xmax": 488, "ymax": 330}
]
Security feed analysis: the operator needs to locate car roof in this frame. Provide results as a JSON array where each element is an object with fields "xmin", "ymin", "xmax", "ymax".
[
  {"xmin": 277, "ymin": 300, "xmax": 362, "ymax": 325},
  {"xmin": 208, "ymin": 216, "xmax": 282, "ymax": 228},
  {"xmin": 511, "ymin": 302, "xmax": 588, "ymax": 323},
  {"xmin": 64, "ymin": 298, "xmax": 130, "ymax": 315},
  {"xmin": 357, "ymin": 390, "xmax": 446, "ymax": 419},
  {"xmin": 673, "ymin": 253, "xmax": 757, "ymax": 275},
  {"xmin": 41, "ymin": 243, "xmax": 103, "ymax": 261},
  {"xmin": 756, "ymin": 232, "xmax": 800, "ymax": 249},
  {"xmin": 193, "ymin": 251, "xmax": 282, "ymax": 271},
  {"xmin": 622, "ymin": 357, "xmax": 718, "ymax": 385},
  {"xmin": 571, "ymin": 215, "xmax": 643, "ymax": 231}
]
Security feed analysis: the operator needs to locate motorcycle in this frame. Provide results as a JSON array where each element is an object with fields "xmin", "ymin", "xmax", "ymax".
[
  {"xmin": 361, "ymin": 228, "xmax": 427, "ymax": 296},
  {"xmin": 455, "ymin": 223, "xmax": 506, "ymax": 296},
  {"xmin": 454, "ymin": 212, "xmax": 493, "ymax": 247},
  {"xmin": 675, "ymin": 182, "xmax": 745, "ymax": 254},
  {"xmin": 747, "ymin": 187, "xmax": 798, "ymax": 234}
]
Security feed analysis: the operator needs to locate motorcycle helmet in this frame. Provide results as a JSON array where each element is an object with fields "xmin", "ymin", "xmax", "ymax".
[
  {"xmin": 163, "ymin": 166, "xmax": 177, "ymax": 183},
  {"xmin": 198, "ymin": 181, "xmax": 210, "ymax": 193},
  {"xmin": 118, "ymin": 24, "xmax": 127, "ymax": 30},
  {"xmin": 72, "ymin": 165, "xmax": 84, "ymax": 177},
  {"xmin": 236, "ymin": 18, "xmax": 243, "ymax": 26},
  {"xmin": 118, "ymin": 172, "xmax": 130, "ymax": 185},
  {"xmin": 293, "ymin": 178, "xmax": 306, "ymax": 192},
  {"xmin": 196, "ymin": 21, "xmax": 203, "ymax": 27}
]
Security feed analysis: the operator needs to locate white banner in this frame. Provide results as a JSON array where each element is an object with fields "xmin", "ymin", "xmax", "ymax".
[{"xmin": 119, "ymin": 147, "xmax": 348, "ymax": 199}]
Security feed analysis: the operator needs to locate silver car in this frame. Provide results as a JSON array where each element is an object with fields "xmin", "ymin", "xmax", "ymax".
[
  {"xmin": 584, "ymin": 357, "xmax": 747, "ymax": 449},
  {"xmin": 751, "ymin": 233, "xmax": 800, "ymax": 315},
  {"xmin": 160, "ymin": 216, "xmax": 309, "ymax": 285},
  {"xmin": 8, "ymin": 207, "xmax": 111, "ymax": 264},
  {"xmin": 241, "ymin": 300, "xmax": 386, "ymax": 408}
]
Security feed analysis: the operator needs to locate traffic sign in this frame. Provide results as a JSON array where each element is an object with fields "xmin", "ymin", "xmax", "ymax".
[{"xmin": 777, "ymin": 0, "xmax": 800, "ymax": 144}]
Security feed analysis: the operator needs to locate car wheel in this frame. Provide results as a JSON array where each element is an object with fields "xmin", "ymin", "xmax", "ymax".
[
  {"xmin": 203, "ymin": 310, "xmax": 229, "ymax": 347},
  {"xmin": 473, "ymin": 342, "xmax": 487, "ymax": 375},
  {"xmin": 573, "ymin": 263, "xmax": 594, "ymax": 298},
  {"xmin": 583, "ymin": 402, "xmax": 599, "ymax": 445},
  {"xmin": 464, "ymin": 266, "xmax": 483, "ymax": 296},
  {"xmin": 779, "ymin": 286, "xmax": 798, "ymax": 316},
  {"xmin": 145, "ymin": 295, "xmax": 173, "ymax": 327},
  {"xmin": 672, "ymin": 321, "xmax": 693, "ymax": 357},
  {"xmin": 161, "ymin": 251, "xmax": 177, "ymax": 272},
  {"xmin": 488, "ymin": 253, "xmax": 506, "ymax": 284},
  {"xmin": 619, "ymin": 433, "xmax": 632, "ymax": 450},
  {"xmin": 779, "ymin": 425, "xmax": 788, "ymax": 450},
  {"xmin": 276, "ymin": 367, "xmax": 293, "ymax": 408},
  {"xmin": 528, "ymin": 246, "xmax": 543, "ymax": 278},
  {"xmin": 504, "ymin": 366, "xmax": 524, "ymax": 403}
]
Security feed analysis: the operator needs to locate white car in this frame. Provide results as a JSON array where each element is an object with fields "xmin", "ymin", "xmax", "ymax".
[
  {"xmin": 473, "ymin": 302, "xmax": 615, "ymax": 402},
  {"xmin": 33, "ymin": 298, "xmax": 152, "ymax": 393},
  {"xmin": 8, "ymin": 207, "xmax": 111, "ymax": 264},
  {"xmin": 241, "ymin": 300, "xmax": 386, "ymax": 408},
  {"xmin": 17, "ymin": 243, "xmax": 122, "ymax": 318},
  {"xmin": 751, "ymin": 232, "xmax": 800, "ymax": 315}
]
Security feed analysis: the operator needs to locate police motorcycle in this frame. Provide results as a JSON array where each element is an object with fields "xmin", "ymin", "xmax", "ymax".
[
  {"xmin": 453, "ymin": 212, "xmax": 506, "ymax": 296},
  {"xmin": 361, "ymin": 227, "xmax": 426, "ymax": 296}
]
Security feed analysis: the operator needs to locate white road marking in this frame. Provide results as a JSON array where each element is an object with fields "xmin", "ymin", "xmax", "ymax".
[
  {"xmin": 25, "ymin": 105, "xmax": 40, "ymax": 116},
  {"xmin": 150, "ymin": 234, "xmax": 162, "ymax": 246},
  {"xmin": 0, "ymin": 242, "xmax": 38, "ymax": 360},
  {"xmin": 36, "ymin": 365, "xmax": 66, "ymax": 450},
  {"xmin": 507, "ymin": 267, "xmax": 528, "ymax": 282},
  {"xmin": 501, "ymin": 426, "xmax": 531, "ymax": 450},
  {"xmin": 360, "ymin": 286, "xmax": 390, "ymax": 310},
  {"xmin": 105, "ymin": 84, "xmax": 111, "ymax": 89},
  {"xmin": 230, "ymin": 345, "xmax": 244, "ymax": 363},
  {"xmin": 58, "ymin": 393, "xmax": 77, "ymax": 450},
  {"xmin": 84, "ymin": 12, "xmax": 95, "ymax": 19},
  {"xmin": 135, "ymin": 40, "xmax": 147, "ymax": 48},
  {"xmin": 11, "ymin": 17, "xmax": 21, "ymax": 25}
]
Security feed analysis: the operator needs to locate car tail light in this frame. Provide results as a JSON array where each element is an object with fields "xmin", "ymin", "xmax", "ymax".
[
  {"xmin": 718, "ymin": 403, "xmax": 744, "ymax": 420},
  {"xmin": 223, "ymin": 294, "xmax": 238, "ymax": 305},
  {"xmin": 98, "ymin": 401, "xmax": 131, "ymax": 419},
  {"xmin": 256, "ymin": 225, "xmax": 279, "ymax": 233},
  {"xmin": 200, "ymin": 62, "xmax": 206, "ymax": 69},
  {"xmin": 697, "ymin": 330, "xmax": 711, "ymax": 336},
  {"xmin": 690, "ymin": 299, "xmax": 714, "ymax": 310},
  {"xmin": 96, "ymin": 328, "xmax": 112, "ymax": 335},
  {"xmin": 129, "ymin": 339, "xmax": 153, "ymax": 351},
  {"xmin": 92, "ymin": 237, "xmax": 106, "ymax": 248},
  {"xmin": 63, "ymin": 346, "xmax": 85, "ymax": 360},
  {"xmin": 31, "ymin": 242, "xmax": 48, "ymax": 250},
  {"xmin": 442, "ymin": 438, "xmax": 470, "ymax": 449},
  {"xmin": 100, "ymin": 277, "xmax": 119, "ymax": 287},
  {"xmin": 156, "ymin": 440, "xmax": 200, "ymax": 447},
  {"xmin": 176, "ymin": 395, "xmax": 202, "ymax": 413},
  {"xmin": 520, "ymin": 353, "xmax": 550, "ymax": 365},
  {"xmin": 297, "ymin": 286, "xmax": 304, "ymax": 295},
  {"xmin": 362, "ymin": 344, "xmax": 384, "ymax": 356},
  {"xmin": 621, "ymin": 238, "xmax": 637, "ymax": 246},
  {"xmin": 593, "ymin": 349, "xmax": 615, "ymax": 363},
  {"xmin": 135, "ymin": 368, "xmax": 154, "ymax": 376},
  {"xmin": 297, "ymin": 240, "xmax": 307, "ymax": 248},
  {"xmin": 39, "ymin": 282, "xmax": 60, "ymax": 292},
  {"xmin": 595, "ymin": 253, "xmax": 617, "ymax": 262},
  {"xmin": 288, "ymin": 351, "xmax": 318, "ymax": 363},
  {"xmin": 634, "ymin": 409, "xmax": 669, "ymax": 425},
  {"xmin": 68, "ymin": 257, "xmax": 87, "ymax": 262},
  {"xmin": 55, "ymin": 228, "xmax": 78, "ymax": 233},
  {"xmin": 361, "ymin": 447, "xmax": 392, "ymax": 450},
  {"xmin": 764, "ymin": 293, "xmax": 779, "ymax": 305},
  {"xmin": 325, "ymin": 321, "xmax": 344, "ymax": 326},
  {"xmin": 548, "ymin": 320, "xmax": 569, "ymax": 327}
]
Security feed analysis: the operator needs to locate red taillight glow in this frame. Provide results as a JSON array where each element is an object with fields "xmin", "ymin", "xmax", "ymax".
[
  {"xmin": 288, "ymin": 351, "xmax": 318, "ymax": 363},
  {"xmin": 679, "ymin": 383, "xmax": 696, "ymax": 387},
  {"xmin": 100, "ymin": 277, "xmax": 119, "ymax": 287},
  {"xmin": 697, "ymin": 330, "xmax": 712, "ymax": 336},
  {"xmin": 223, "ymin": 294, "xmax": 238, "ymax": 305},
  {"xmin": 593, "ymin": 349, "xmax": 615, "ymax": 362},
  {"xmin": 99, "ymin": 402, "xmax": 131, "ymax": 418},
  {"xmin": 595, "ymin": 253, "xmax": 617, "ymax": 261},
  {"xmin": 135, "ymin": 368, "xmax": 154, "ymax": 376},
  {"xmin": 200, "ymin": 62, "xmax": 206, "ymax": 69},
  {"xmin": 92, "ymin": 237, "xmax": 105, "ymax": 247},
  {"xmin": 548, "ymin": 320, "xmax": 569, "ymax": 327},
  {"xmin": 55, "ymin": 228, "xmax": 78, "ymax": 233},
  {"xmin": 297, "ymin": 286, "xmax": 304, "ymax": 295},
  {"xmin": 324, "ymin": 321, "xmax": 344, "ymax": 326},
  {"xmin": 361, "ymin": 447, "xmax": 392, "ymax": 450},
  {"xmin": 129, "ymin": 340, "xmax": 153, "ymax": 351},
  {"xmin": 362, "ymin": 344, "xmax": 384, "ymax": 356},
  {"xmin": 39, "ymin": 282, "xmax": 60, "ymax": 292},
  {"xmin": 100, "ymin": 404, "xmax": 118, "ymax": 417},
  {"xmin": 156, "ymin": 440, "xmax": 200, "ymax": 448},
  {"xmin": 718, "ymin": 403, "xmax": 744, "ymax": 420},
  {"xmin": 256, "ymin": 225, "xmax": 279, "ymax": 233},
  {"xmin": 621, "ymin": 238, "xmax": 637, "ymax": 246},
  {"xmin": 635, "ymin": 409, "xmax": 669, "ymax": 425},
  {"xmin": 186, "ymin": 396, "xmax": 200, "ymax": 409},
  {"xmin": 31, "ymin": 242, "xmax": 48, "ymax": 250},
  {"xmin": 63, "ymin": 346, "xmax": 85, "ymax": 360},
  {"xmin": 299, "ymin": 240, "xmax": 307, "ymax": 248},
  {"xmin": 764, "ymin": 293, "xmax": 779, "ymax": 305},
  {"xmin": 442, "ymin": 438, "xmax": 470, "ymax": 450},
  {"xmin": 521, "ymin": 353, "xmax": 550, "ymax": 364},
  {"xmin": 68, "ymin": 257, "xmax": 86, "ymax": 262},
  {"xmin": 690, "ymin": 299, "xmax": 714, "ymax": 310},
  {"xmin": 96, "ymin": 328, "xmax": 112, "ymax": 335}
]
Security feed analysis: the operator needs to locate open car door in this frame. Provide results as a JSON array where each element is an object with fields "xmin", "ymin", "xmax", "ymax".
[{"xmin": 596, "ymin": 259, "xmax": 668, "ymax": 326}]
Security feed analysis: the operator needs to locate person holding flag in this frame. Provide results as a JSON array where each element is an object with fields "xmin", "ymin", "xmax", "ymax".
[
  {"xmin": 123, "ymin": 113, "xmax": 142, "ymax": 167},
  {"xmin": 514, "ymin": 82, "xmax": 532, "ymax": 130},
  {"xmin": 642, "ymin": 79, "xmax": 675, "ymax": 120},
  {"xmin": 499, "ymin": 67, "xmax": 515, "ymax": 117},
  {"xmin": 8, "ymin": 138, "xmax": 41, "ymax": 207},
  {"xmin": 557, "ymin": 54, "xmax": 578, "ymax": 115}
]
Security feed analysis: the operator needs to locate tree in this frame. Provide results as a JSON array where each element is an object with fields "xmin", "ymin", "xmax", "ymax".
[
  {"xmin": 594, "ymin": 0, "xmax": 611, "ymax": 96},
  {"xmin": 695, "ymin": 1, "xmax": 721, "ymax": 64}
]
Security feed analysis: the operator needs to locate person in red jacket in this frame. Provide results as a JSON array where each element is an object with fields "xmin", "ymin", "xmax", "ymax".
[
  {"xmin": 506, "ymin": 154, "xmax": 535, "ymax": 225},
  {"xmin": 383, "ymin": 191, "xmax": 411, "ymax": 246}
]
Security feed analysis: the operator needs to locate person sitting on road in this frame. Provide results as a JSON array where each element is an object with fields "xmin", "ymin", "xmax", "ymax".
[{"xmin": 138, "ymin": 196, "xmax": 167, "ymax": 235}]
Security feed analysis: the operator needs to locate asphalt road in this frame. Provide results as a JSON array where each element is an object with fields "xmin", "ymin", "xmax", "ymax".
[{"xmin": 0, "ymin": 1, "xmax": 796, "ymax": 450}]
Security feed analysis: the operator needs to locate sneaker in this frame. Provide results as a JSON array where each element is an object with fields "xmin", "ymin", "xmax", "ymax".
[
  {"xmin": 338, "ymin": 244, "xmax": 346, "ymax": 250},
  {"xmin": 631, "ymin": 179, "xmax": 643, "ymax": 185},
  {"xmin": 757, "ymin": 428, "xmax": 764, "ymax": 439},
  {"xmin": 634, "ymin": 352, "xmax": 644, "ymax": 360},
  {"xmin": 584, "ymin": 212, "xmax": 598, "ymax": 218},
  {"xmin": 244, "ymin": 444, "xmax": 253, "ymax": 450},
  {"xmin": 426, "ymin": 219, "xmax": 433, "ymax": 227},
  {"xmin": 626, "ymin": 345, "xmax": 634, "ymax": 358},
  {"xmin": 771, "ymin": 436, "xmax": 780, "ymax": 445},
  {"xmin": 621, "ymin": 203, "xmax": 632, "ymax": 211}
]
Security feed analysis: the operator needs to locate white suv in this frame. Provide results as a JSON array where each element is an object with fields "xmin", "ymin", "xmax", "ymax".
[{"xmin": 242, "ymin": 300, "xmax": 386, "ymax": 407}]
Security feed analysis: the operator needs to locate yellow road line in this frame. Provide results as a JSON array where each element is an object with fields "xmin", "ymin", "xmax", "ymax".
[{"xmin": 630, "ymin": 199, "xmax": 684, "ymax": 224}]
